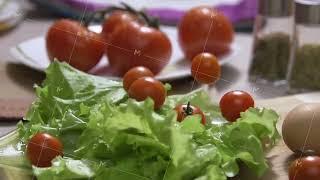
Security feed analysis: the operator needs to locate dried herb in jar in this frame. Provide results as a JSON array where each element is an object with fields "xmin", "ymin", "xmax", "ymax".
[
  {"xmin": 289, "ymin": 44, "xmax": 320, "ymax": 90},
  {"xmin": 249, "ymin": 32, "xmax": 291, "ymax": 81}
]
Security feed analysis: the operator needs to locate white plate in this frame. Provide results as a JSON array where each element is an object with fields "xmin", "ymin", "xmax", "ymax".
[{"xmin": 10, "ymin": 25, "xmax": 240, "ymax": 81}]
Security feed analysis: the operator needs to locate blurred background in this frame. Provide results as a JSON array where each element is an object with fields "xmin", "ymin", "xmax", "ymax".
[{"xmin": 0, "ymin": 0, "xmax": 265, "ymax": 101}]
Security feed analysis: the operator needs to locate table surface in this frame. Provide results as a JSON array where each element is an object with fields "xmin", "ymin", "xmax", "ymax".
[{"xmin": 232, "ymin": 93, "xmax": 320, "ymax": 180}]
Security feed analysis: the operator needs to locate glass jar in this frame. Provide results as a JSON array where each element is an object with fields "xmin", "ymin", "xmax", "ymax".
[
  {"xmin": 288, "ymin": 0, "xmax": 320, "ymax": 92},
  {"xmin": 0, "ymin": 0, "xmax": 23, "ymax": 32},
  {"xmin": 249, "ymin": 0, "xmax": 295, "ymax": 85}
]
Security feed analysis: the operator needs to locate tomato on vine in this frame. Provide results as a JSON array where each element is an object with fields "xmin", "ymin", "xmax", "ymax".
[
  {"xmin": 46, "ymin": 19, "xmax": 105, "ymax": 72},
  {"xmin": 106, "ymin": 21, "xmax": 172, "ymax": 76},
  {"xmin": 98, "ymin": 3, "xmax": 172, "ymax": 76},
  {"xmin": 101, "ymin": 10, "xmax": 138, "ymax": 44}
]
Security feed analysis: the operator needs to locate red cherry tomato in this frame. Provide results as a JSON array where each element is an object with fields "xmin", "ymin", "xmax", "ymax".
[
  {"xmin": 101, "ymin": 11, "xmax": 138, "ymax": 44},
  {"xmin": 46, "ymin": 19, "xmax": 105, "ymax": 72},
  {"xmin": 175, "ymin": 104, "xmax": 206, "ymax": 125},
  {"xmin": 191, "ymin": 52, "xmax": 221, "ymax": 84},
  {"xmin": 26, "ymin": 133, "xmax": 63, "ymax": 167},
  {"xmin": 128, "ymin": 77, "xmax": 166, "ymax": 109},
  {"xmin": 219, "ymin": 90, "xmax": 254, "ymax": 122},
  {"xmin": 123, "ymin": 66, "xmax": 154, "ymax": 91},
  {"xmin": 178, "ymin": 7, "xmax": 234, "ymax": 60},
  {"xmin": 106, "ymin": 22, "xmax": 172, "ymax": 76},
  {"xmin": 289, "ymin": 156, "xmax": 320, "ymax": 180}
]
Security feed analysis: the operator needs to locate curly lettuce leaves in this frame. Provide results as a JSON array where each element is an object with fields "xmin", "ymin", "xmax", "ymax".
[
  {"xmin": 75, "ymin": 99, "xmax": 171, "ymax": 180},
  {"xmin": 193, "ymin": 108, "xmax": 280, "ymax": 178},
  {"xmin": 18, "ymin": 62, "xmax": 126, "ymax": 154},
  {"xmin": 0, "ymin": 62, "xmax": 280, "ymax": 180}
]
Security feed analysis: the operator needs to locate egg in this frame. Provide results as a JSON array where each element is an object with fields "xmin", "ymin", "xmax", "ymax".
[{"xmin": 282, "ymin": 103, "xmax": 320, "ymax": 154}]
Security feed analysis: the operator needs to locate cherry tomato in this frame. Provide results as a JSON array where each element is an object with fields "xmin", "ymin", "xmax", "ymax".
[
  {"xmin": 191, "ymin": 52, "xmax": 221, "ymax": 84},
  {"xmin": 106, "ymin": 21, "xmax": 172, "ymax": 76},
  {"xmin": 26, "ymin": 133, "xmax": 63, "ymax": 167},
  {"xmin": 101, "ymin": 11, "xmax": 138, "ymax": 44},
  {"xmin": 219, "ymin": 90, "xmax": 254, "ymax": 122},
  {"xmin": 175, "ymin": 103, "xmax": 206, "ymax": 125},
  {"xmin": 123, "ymin": 66, "xmax": 154, "ymax": 91},
  {"xmin": 178, "ymin": 7, "xmax": 234, "ymax": 60},
  {"xmin": 46, "ymin": 19, "xmax": 105, "ymax": 72},
  {"xmin": 128, "ymin": 77, "xmax": 166, "ymax": 109},
  {"xmin": 289, "ymin": 156, "xmax": 320, "ymax": 180}
]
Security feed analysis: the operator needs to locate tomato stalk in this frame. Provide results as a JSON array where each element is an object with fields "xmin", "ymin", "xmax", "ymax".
[
  {"xmin": 184, "ymin": 102, "xmax": 193, "ymax": 116},
  {"xmin": 84, "ymin": 2, "xmax": 159, "ymax": 28}
]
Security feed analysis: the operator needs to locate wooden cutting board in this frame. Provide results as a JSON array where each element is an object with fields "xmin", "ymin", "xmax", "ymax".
[
  {"xmin": 237, "ymin": 93, "xmax": 320, "ymax": 180},
  {"xmin": 0, "ymin": 99, "xmax": 33, "ymax": 121},
  {"xmin": 1, "ymin": 93, "xmax": 320, "ymax": 180}
]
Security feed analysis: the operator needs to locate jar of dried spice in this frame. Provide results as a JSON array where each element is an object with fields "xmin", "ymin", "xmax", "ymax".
[
  {"xmin": 288, "ymin": 0, "xmax": 320, "ymax": 92},
  {"xmin": 249, "ymin": 0, "xmax": 295, "ymax": 84}
]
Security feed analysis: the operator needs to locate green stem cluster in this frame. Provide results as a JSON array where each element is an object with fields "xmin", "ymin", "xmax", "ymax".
[{"xmin": 84, "ymin": 2, "xmax": 159, "ymax": 29}]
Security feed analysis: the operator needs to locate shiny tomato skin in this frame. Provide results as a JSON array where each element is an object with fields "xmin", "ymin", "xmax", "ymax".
[
  {"xmin": 175, "ymin": 104, "xmax": 206, "ymax": 125},
  {"xmin": 101, "ymin": 11, "xmax": 138, "ymax": 44},
  {"xmin": 178, "ymin": 6, "xmax": 234, "ymax": 60},
  {"xmin": 219, "ymin": 90, "xmax": 254, "ymax": 122},
  {"xmin": 106, "ymin": 22, "xmax": 172, "ymax": 76},
  {"xmin": 123, "ymin": 66, "xmax": 154, "ymax": 91},
  {"xmin": 26, "ymin": 133, "xmax": 63, "ymax": 167},
  {"xmin": 46, "ymin": 19, "xmax": 105, "ymax": 72},
  {"xmin": 191, "ymin": 52, "xmax": 221, "ymax": 84},
  {"xmin": 289, "ymin": 156, "xmax": 320, "ymax": 180},
  {"xmin": 128, "ymin": 77, "xmax": 166, "ymax": 109}
]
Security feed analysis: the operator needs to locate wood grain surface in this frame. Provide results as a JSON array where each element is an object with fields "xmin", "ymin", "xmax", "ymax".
[
  {"xmin": 0, "ymin": 98, "xmax": 33, "ymax": 120},
  {"xmin": 235, "ymin": 96, "xmax": 304, "ymax": 180}
]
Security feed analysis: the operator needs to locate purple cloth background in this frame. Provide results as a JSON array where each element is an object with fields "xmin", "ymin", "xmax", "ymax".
[{"xmin": 54, "ymin": 0, "xmax": 258, "ymax": 24}]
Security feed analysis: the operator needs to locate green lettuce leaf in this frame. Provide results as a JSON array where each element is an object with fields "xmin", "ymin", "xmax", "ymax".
[
  {"xmin": 194, "ymin": 108, "xmax": 280, "ymax": 178},
  {"xmin": 33, "ymin": 157, "xmax": 97, "ymax": 180},
  {"xmin": 0, "ymin": 62, "xmax": 280, "ymax": 180},
  {"xmin": 18, "ymin": 61, "xmax": 126, "ymax": 154}
]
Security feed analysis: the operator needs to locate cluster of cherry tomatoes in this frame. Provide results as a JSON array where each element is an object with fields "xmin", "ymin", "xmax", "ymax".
[
  {"xmin": 46, "ymin": 5, "xmax": 172, "ymax": 75},
  {"xmin": 46, "ymin": 4, "xmax": 234, "ymax": 76},
  {"xmin": 178, "ymin": 90, "xmax": 254, "ymax": 124},
  {"xmin": 123, "ymin": 57, "xmax": 254, "ymax": 124},
  {"xmin": 123, "ymin": 66, "xmax": 166, "ymax": 109}
]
